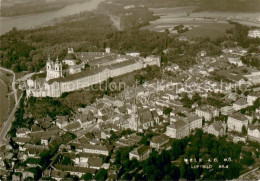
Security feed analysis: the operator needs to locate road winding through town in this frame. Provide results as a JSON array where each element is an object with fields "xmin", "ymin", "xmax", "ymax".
[{"xmin": 0, "ymin": 67, "xmax": 20, "ymax": 146}]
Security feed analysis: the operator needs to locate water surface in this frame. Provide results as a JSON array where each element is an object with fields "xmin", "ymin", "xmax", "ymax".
[{"xmin": 0, "ymin": 0, "xmax": 104, "ymax": 35}]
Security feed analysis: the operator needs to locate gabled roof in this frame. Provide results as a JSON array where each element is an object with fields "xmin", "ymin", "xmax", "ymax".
[
  {"xmin": 248, "ymin": 125, "xmax": 260, "ymax": 132},
  {"xmin": 88, "ymin": 157, "xmax": 103, "ymax": 167},
  {"xmin": 210, "ymin": 122, "xmax": 223, "ymax": 132},
  {"xmin": 130, "ymin": 145, "xmax": 151, "ymax": 156},
  {"xmin": 229, "ymin": 113, "xmax": 248, "ymax": 122},
  {"xmin": 187, "ymin": 115, "xmax": 201, "ymax": 123},
  {"xmin": 151, "ymin": 134, "xmax": 169, "ymax": 144},
  {"xmin": 233, "ymin": 98, "xmax": 248, "ymax": 106},
  {"xmin": 139, "ymin": 108, "xmax": 153, "ymax": 124},
  {"xmin": 167, "ymin": 120, "xmax": 187, "ymax": 130}
]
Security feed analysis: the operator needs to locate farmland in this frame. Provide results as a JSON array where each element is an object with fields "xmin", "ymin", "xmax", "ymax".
[{"xmin": 141, "ymin": 7, "xmax": 260, "ymax": 39}]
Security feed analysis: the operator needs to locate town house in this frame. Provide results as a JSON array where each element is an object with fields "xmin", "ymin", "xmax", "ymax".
[
  {"xmin": 165, "ymin": 120, "xmax": 189, "ymax": 139},
  {"xmin": 227, "ymin": 113, "xmax": 248, "ymax": 133}
]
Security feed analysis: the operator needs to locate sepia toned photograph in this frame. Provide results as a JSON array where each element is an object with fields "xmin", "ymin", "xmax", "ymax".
[{"xmin": 0, "ymin": 0, "xmax": 260, "ymax": 180}]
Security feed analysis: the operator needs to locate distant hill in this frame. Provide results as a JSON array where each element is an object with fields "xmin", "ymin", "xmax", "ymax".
[{"xmin": 109, "ymin": 0, "xmax": 260, "ymax": 12}]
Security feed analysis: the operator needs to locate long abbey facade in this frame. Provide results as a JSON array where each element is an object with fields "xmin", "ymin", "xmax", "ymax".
[{"xmin": 26, "ymin": 48, "xmax": 160, "ymax": 97}]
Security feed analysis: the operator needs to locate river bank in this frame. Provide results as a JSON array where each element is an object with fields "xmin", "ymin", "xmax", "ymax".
[{"xmin": 0, "ymin": 0, "xmax": 104, "ymax": 35}]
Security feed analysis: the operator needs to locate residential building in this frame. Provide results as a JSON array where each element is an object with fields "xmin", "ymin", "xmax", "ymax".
[
  {"xmin": 129, "ymin": 145, "xmax": 151, "ymax": 161},
  {"xmin": 88, "ymin": 157, "xmax": 103, "ymax": 169},
  {"xmin": 221, "ymin": 106, "xmax": 235, "ymax": 115},
  {"xmin": 247, "ymin": 92, "xmax": 260, "ymax": 105},
  {"xmin": 187, "ymin": 115, "xmax": 202, "ymax": 131},
  {"xmin": 247, "ymin": 125, "xmax": 260, "ymax": 142},
  {"xmin": 248, "ymin": 29, "xmax": 260, "ymax": 38},
  {"xmin": 195, "ymin": 106, "xmax": 219, "ymax": 121},
  {"xmin": 80, "ymin": 144, "xmax": 110, "ymax": 156},
  {"xmin": 165, "ymin": 120, "xmax": 189, "ymax": 139},
  {"xmin": 233, "ymin": 98, "xmax": 248, "ymax": 111},
  {"xmin": 56, "ymin": 116, "xmax": 69, "ymax": 129},
  {"xmin": 227, "ymin": 113, "xmax": 248, "ymax": 133},
  {"xmin": 150, "ymin": 134, "xmax": 169, "ymax": 150},
  {"xmin": 207, "ymin": 122, "xmax": 226, "ymax": 137},
  {"xmin": 16, "ymin": 128, "xmax": 31, "ymax": 138}
]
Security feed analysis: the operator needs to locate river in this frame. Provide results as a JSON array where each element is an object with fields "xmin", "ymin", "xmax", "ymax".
[{"xmin": 0, "ymin": 0, "xmax": 104, "ymax": 36}]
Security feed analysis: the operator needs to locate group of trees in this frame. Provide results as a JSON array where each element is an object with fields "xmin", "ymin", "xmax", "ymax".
[
  {"xmin": 180, "ymin": 92, "xmax": 202, "ymax": 108},
  {"xmin": 0, "ymin": 12, "xmax": 115, "ymax": 72},
  {"xmin": 112, "ymin": 129, "xmax": 247, "ymax": 180},
  {"xmin": 161, "ymin": 37, "xmax": 222, "ymax": 69},
  {"xmin": 135, "ymin": 65, "xmax": 163, "ymax": 85},
  {"xmin": 227, "ymin": 22, "xmax": 260, "ymax": 48},
  {"xmin": 26, "ymin": 97, "xmax": 72, "ymax": 119},
  {"xmin": 0, "ymin": 11, "xmax": 169, "ymax": 73},
  {"xmin": 174, "ymin": 24, "xmax": 189, "ymax": 34},
  {"xmin": 8, "ymin": 91, "xmax": 27, "ymax": 137},
  {"xmin": 241, "ymin": 55, "xmax": 260, "ymax": 69}
]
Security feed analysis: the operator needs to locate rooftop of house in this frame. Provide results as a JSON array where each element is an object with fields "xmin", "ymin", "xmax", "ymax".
[
  {"xmin": 228, "ymin": 113, "xmax": 248, "ymax": 122},
  {"xmin": 150, "ymin": 134, "xmax": 169, "ymax": 144},
  {"xmin": 187, "ymin": 115, "xmax": 202, "ymax": 123},
  {"xmin": 167, "ymin": 120, "xmax": 187, "ymax": 130},
  {"xmin": 233, "ymin": 98, "xmax": 248, "ymax": 106},
  {"xmin": 55, "ymin": 164, "xmax": 96, "ymax": 174},
  {"xmin": 210, "ymin": 122, "xmax": 224, "ymax": 132},
  {"xmin": 130, "ymin": 145, "xmax": 151, "ymax": 156},
  {"xmin": 197, "ymin": 105, "xmax": 218, "ymax": 113},
  {"xmin": 248, "ymin": 125, "xmax": 260, "ymax": 132},
  {"xmin": 51, "ymin": 170, "xmax": 67, "ymax": 179},
  {"xmin": 88, "ymin": 156, "xmax": 103, "ymax": 167},
  {"xmin": 64, "ymin": 121, "xmax": 81, "ymax": 131},
  {"xmin": 139, "ymin": 108, "xmax": 153, "ymax": 124},
  {"xmin": 248, "ymin": 92, "xmax": 260, "ymax": 97},
  {"xmin": 73, "ymin": 142, "xmax": 109, "ymax": 152}
]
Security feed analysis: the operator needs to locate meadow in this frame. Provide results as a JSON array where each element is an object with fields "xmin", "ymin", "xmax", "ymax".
[{"xmin": 142, "ymin": 7, "xmax": 260, "ymax": 39}]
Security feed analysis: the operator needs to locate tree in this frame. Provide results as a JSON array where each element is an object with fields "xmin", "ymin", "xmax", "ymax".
[
  {"xmin": 242, "ymin": 125, "xmax": 247, "ymax": 134},
  {"xmin": 241, "ymin": 153, "xmax": 255, "ymax": 166},
  {"xmin": 163, "ymin": 107, "xmax": 172, "ymax": 115},
  {"xmin": 94, "ymin": 169, "xmax": 107, "ymax": 180},
  {"xmin": 82, "ymin": 173, "xmax": 92, "ymax": 181}
]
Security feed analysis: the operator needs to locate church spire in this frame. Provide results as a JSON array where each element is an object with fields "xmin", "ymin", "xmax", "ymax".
[{"xmin": 47, "ymin": 54, "xmax": 51, "ymax": 62}]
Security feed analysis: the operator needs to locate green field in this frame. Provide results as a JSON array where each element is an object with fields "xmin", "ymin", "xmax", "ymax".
[{"xmin": 182, "ymin": 23, "xmax": 234, "ymax": 39}]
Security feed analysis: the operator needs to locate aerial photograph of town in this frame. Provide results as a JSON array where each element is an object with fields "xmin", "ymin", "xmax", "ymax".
[{"xmin": 0, "ymin": 0, "xmax": 260, "ymax": 180}]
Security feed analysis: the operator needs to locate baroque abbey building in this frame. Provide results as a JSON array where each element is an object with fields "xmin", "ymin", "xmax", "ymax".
[{"xmin": 26, "ymin": 48, "xmax": 160, "ymax": 97}]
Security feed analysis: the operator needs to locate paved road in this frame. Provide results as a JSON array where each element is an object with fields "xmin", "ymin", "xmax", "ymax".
[
  {"xmin": 0, "ymin": 67, "xmax": 18, "ymax": 146},
  {"xmin": 238, "ymin": 167, "xmax": 259, "ymax": 180},
  {"xmin": 0, "ymin": 67, "xmax": 17, "ymax": 104},
  {"xmin": 0, "ymin": 95, "xmax": 22, "ymax": 146}
]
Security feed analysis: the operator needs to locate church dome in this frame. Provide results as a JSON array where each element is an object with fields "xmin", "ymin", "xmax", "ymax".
[{"xmin": 64, "ymin": 53, "xmax": 77, "ymax": 60}]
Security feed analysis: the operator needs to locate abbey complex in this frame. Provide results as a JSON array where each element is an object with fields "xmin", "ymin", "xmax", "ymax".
[{"xmin": 26, "ymin": 48, "xmax": 160, "ymax": 97}]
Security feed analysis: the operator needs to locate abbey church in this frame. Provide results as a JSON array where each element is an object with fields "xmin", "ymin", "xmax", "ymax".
[{"xmin": 26, "ymin": 48, "xmax": 160, "ymax": 97}]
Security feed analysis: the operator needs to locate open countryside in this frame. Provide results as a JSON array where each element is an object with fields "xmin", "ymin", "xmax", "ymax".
[{"xmin": 142, "ymin": 7, "xmax": 260, "ymax": 39}]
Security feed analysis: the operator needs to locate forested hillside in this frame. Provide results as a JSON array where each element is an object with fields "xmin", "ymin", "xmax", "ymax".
[{"xmin": 0, "ymin": 11, "xmax": 168, "ymax": 72}]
